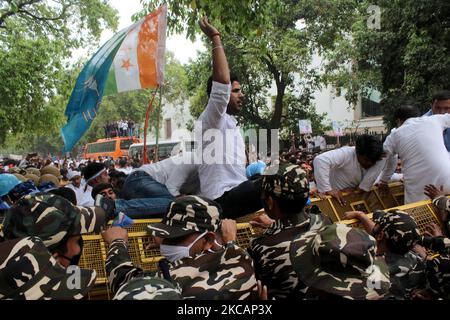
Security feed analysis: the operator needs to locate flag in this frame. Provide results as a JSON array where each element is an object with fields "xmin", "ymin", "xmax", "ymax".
[{"xmin": 61, "ymin": 5, "xmax": 167, "ymax": 152}]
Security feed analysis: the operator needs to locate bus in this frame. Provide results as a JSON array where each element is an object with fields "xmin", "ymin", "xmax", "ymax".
[
  {"xmin": 84, "ymin": 137, "xmax": 141, "ymax": 160},
  {"xmin": 128, "ymin": 139, "xmax": 197, "ymax": 160}
]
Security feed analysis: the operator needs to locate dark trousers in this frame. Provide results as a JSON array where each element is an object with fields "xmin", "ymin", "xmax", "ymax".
[{"xmin": 215, "ymin": 178, "xmax": 263, "ymax": 219}]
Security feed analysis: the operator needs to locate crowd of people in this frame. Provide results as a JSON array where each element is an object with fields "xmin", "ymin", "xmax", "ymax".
[
  {"xmin": 104, "ymin": 119, "xmax": 136, "ymax": 138},
  {"xmin": 0, "ymin": 18, "xmax": 450, "ymax": 301}
]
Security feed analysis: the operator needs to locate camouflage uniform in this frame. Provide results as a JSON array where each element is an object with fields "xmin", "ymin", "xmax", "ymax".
[
  {"xmin": 0, "ymin": 236, "xmax": 96, "ymax": 300},
  {"xmin": 432, "ymin": 196, "xmax": 450, "ymax": 237},
  {"xmin": 372, "ymin": 209, "xmax": 426, "ymax": 299},
  {"xmin": 107, "ymin": 195, "xmax": 259, "ymax": 300},
  {"xmin": 249, "ymin": 163, "xmax": 331, "ymax": 299},
  {"xmin": 1, "ymin": 193, "xmax": 108, "ymax": 251},
  {"xmin": 290, "ymin": 223, "xmax": 391, "ymax": 300},
  {"xmin": 114, "ymin": 275, "xmax": 182, "ymax": 300}
]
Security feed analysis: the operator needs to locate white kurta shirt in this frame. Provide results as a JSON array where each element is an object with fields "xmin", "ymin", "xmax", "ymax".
[
  {"xmin": 313, "ymin": 146, "xmax": 386, "ymax": 193},
  {"xmin": 379, "ymin": 114, "xmax": 450, "ymax": 204},
  {"xmin": 197, "ymin": 81, "xmax": 247, "ymax": 200}
]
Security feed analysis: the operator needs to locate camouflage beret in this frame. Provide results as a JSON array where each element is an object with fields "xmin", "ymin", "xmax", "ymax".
[
  {"xmin": 24, "ymin": 173, "xmax": 40, "ymax": 185},
  {"xmin": 26, "ymin": 167, "xmax": 41, "ymax": 177},
  {"xmin": 113, "ymin": 277, "xmax": 182, "ymax": 300},
  {"xmin": 373, "ymin": 209, "xmax": 420, "ymax": 254},
  {"xmin": 290, "ymin": 223, "xmax": 390, "ymax": 300},
  {"xmin": 9, "ymin": 167, "xmax": 27, "ymax": 175},
  {"xmin": 262, "ymin": 163, "xmax": 309, "ymax": 200},
  {"xmin": 0, "ymin": 237, "xmax": 96, "ymax": 300},
  {"xmin": 426, "ymin": 254, "xmax": 450, "ymax": 299},
  {"xmin": 2, "ymin": 193, "xmax": 106, "ymax": 251},
  {"xmin": 147, "ymin": 195, "xmax": 221, "ymax": 239}
]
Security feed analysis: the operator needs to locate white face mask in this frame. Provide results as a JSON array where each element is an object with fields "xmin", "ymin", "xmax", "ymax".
[{"xmin": 160, "ymin": 231, "xmax": 207, "ymax": 262}]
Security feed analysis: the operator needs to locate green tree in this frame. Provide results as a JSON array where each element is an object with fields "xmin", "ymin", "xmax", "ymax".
[
  {"xmin": 297, "ymin": 0, "xmax": 450, "ymax": 127},
  {"xmin": 139, "ymin": 0, "xmax": 328, "ymax": 133},
  {"xmin": 0, "ymin": 0, "xmax": 119, "ymax": 145}
]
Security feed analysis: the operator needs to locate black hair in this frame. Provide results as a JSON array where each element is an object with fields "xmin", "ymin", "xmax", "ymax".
[
  {"xmin": 206, "ymin": 73, "xmax": 239, "ymax": 97},
  {"xmin": 432, "ymin": 90, "xmax": 450, "ymax": 103},
  {"xmin": 91, "ymin": 183, "xmax": 114, "ymax": 199},
  {"xmin": 355, "ymin": 134, "xmax": 383, "ymax": 163},
  {"xmin": 393, "ymin": 105, "xmax": 420, "ymax": 122}
]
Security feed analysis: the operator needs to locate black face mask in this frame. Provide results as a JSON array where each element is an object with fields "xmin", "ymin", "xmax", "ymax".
[{"xmin": 60, "ymin": 237, "xmax": 84, "ymax": 266}]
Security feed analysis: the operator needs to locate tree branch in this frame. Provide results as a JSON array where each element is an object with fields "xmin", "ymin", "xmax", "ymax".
[{"xmin": 0, "ymin": 0, "xmax": 42, "ymax": 26}]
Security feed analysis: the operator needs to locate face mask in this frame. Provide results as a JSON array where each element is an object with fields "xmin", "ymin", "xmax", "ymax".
[
  {"xmin": 160, "ymin": 231, "xmax": 207, "ymax": 262},
  {"xmin": 207, "ymin": 240, "xmax": 224, "ymax": 253}
]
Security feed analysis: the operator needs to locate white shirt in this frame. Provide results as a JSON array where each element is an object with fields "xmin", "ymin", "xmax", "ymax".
[
  {"xmin": 116, "ymin": 166, "xmax": 133, "ymax": 175},
  {"xmin": 379, "ymin": 114, "xmax": 450, "ymax": 204},
  {"xmin": 196, "ymin": 81, "xmax": 247, "ymax": 200},
  {"xmin": 134, "ymin": 152, "xmax": 198, "ymax": 197},
  {"xmin": 313, "ymin": 146, "xmax": 386, "ymax": 193},
  {"xmin": 313, "ymin": 136, "xmax": 326, "ymax": 150}
]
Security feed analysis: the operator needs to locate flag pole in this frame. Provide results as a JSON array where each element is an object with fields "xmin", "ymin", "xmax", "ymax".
[
  {"xmin": 154, "ymin": 86, "xmax": 163, "ymax": 162},
  {"xmin": 142, "ymin": 88, "xmax": 159, "ymax": 164}
]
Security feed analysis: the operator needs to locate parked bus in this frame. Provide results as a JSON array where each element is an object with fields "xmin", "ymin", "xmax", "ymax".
[
  {"xmin": 84, "ymin": 137, "xmax": 141, "ymax": 160},
  {"xmin": 128, "ymin": 139, "xmax": 197, "ymax": 160}
]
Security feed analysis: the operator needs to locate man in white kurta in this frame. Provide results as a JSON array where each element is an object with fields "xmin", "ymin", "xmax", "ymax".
[{"xmin": 379, "ymin": 113, "xmax": 450, "ymax": 204}]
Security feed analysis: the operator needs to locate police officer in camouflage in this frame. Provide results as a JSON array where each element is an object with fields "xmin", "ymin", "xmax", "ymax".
[
  {"xmin": 0, "ymin": 236, "xmax": 96, "ymax": 300},
  {"xmin": 1, "ymin": 192, "xmax": 116, "ymax": 270},
  {"xmin": 102, "ymin": 195, "xmax": 259, "ymax": 300},
  {"xmin": 344, "ymin": 209, "xmax": 426, "ymax": 299},
  {"xmin": 290, "ymin": 223, "xmax": 391, "ymax": 300},
  {"xmin": 248, "ymin": 163, "xmax": 332, "ymax": 299}
]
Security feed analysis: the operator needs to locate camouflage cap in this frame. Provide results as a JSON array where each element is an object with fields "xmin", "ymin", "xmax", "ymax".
[
  {"xmin": 290, "ymin": 223, "xmax": 390, "ymax": 300},
  {"xmin": 113, "ymin": 277, "xmax": 182, "ymax": 300},
  {"xmin": 12, "ymin": 173, "xmax": 27, "ymax": 182},
  {"xmin": 9, "ymin": 167, "xmax": 27, "ymax": 175},
  {"xmin": 0, "ymin": 237, "xmax": 96, "ymax": 300},
  {"xmin": 262, "ymin": 163, "xmax": 309, "ymax": 200},
  {"xmin": 2, "ymin": 193, "xmax": 106, "ymax": 251},
  {"xmin": 426, "ymin": 254, "xmax": 450, "ymax": 298},
  {"xmin": 147, "ymin": 195, "xmax": 221, "ymax": 239},
  {"xmin": 40, "ymin": 166, "xmax": 62, "ymax": 179},
  {"xmin": 372, "ymin": 209, "xmax": 420, "ymax": 254},
  {"xmin": 26, "ymin": 167, "xmax": 41, "ymax": 177}
]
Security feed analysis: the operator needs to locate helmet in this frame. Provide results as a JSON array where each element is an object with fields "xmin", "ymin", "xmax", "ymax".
[
  {"xmin": 0, "ymin": 174, "xmax": 22, "ymax": 197},
  {"xmin": 40, "ymin": 166, "xmax": 62, "ymax": 178}
]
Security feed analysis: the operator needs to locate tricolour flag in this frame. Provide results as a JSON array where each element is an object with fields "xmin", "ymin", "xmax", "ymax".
[{"xmin": 61, "ymin": 5, "xmax": 167, "ymax": 153}]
